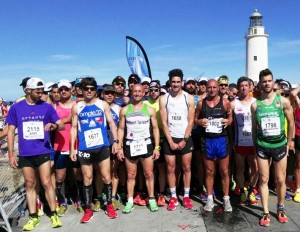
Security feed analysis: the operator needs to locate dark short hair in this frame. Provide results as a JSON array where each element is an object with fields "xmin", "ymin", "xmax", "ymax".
[
  {"xmin": 81, "ymin": 77, "xmax": 97, "ymax": 88},
  {"xmin": 259, "ymin": 68, "xmax": 273, "ymax": 81},
  {"xmin": 229, "ymin": 83, "xmax": 238, "ymax": 90},
  {"xmin": 168, "ymin": 69, "xmax": 183, "ymax": 81},
  {"xmin": 237, "ymin": 76, "xmax": 251, "ymax": 88}
]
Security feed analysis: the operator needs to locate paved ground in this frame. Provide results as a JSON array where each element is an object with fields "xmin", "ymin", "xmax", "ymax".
[
  {"xmin": 1, "ymin": 142, "xmax": 300, "ymax": 232},
  {"xmin": 6, "ymin": 191, "xmax": 300, "ymax": 232}
]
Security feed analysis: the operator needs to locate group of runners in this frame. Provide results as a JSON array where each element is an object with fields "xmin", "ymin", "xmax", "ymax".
[{"xmin": 3, "ymin": 67, "xmax": 300, "ymax": 230}]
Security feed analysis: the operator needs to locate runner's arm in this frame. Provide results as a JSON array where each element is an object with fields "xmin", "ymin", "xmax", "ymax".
[
  {"xmin": 70, "ymin": 104, "xmax": 78, "ymax": 160},
  {"xmin": 184, "ymin": 94, "xmax": 195, "ymax": 138},
  {"xmin": 159, "ymin": 95, "xmax": 173, "ymax": 144},
  {"xmin": 7, "ymin": 124, "xmax": 18, "ymax": 168},
  {"xmin": 282, "ymin": 96, "xmax": 295, "ymax": 148},
  {"xmin": 251, "ymin": 101, "xmax": 257, "ymax": 146}
]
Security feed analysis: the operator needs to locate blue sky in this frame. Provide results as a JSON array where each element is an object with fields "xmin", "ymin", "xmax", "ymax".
[{"xmin": 1, "ymin": 0, "xmax": 300, "ymax": 100}]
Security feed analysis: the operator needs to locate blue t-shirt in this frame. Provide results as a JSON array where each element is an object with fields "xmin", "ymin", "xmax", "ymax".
[{"xmin": 6, "ymin": 99, "xmax": 60, "ymax": 156}]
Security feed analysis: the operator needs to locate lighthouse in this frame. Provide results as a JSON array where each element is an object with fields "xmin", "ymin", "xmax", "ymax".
[{"xmin": 245, "ymin": 9, "xmax": 269, "ymax": 83}]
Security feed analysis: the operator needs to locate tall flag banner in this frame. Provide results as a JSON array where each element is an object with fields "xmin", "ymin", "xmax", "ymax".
[{"xmin": 126, "ymin": 36, "xmax": 152, "ymax": 80}]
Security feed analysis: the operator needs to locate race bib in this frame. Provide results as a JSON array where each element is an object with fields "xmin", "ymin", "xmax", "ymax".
[
  {"xmin": 23, "ymin": 121, "xmax": 44, "ymax": 140},
  {"xmin": 206, "ymin": 118, "xmax": 222, "ymax": 134},
  {"xmin": 261, "ymin": 117, "xmax": 280, "ymax": 136},
  {"xmin": 84, "ymin": 128, "xmax": 103, "ymax": 148},
  {"xmin": 130, "ymin": 140, "xmax": 148, "ymax": 157},
  {"xmin": 169, "ymin": 112, "xmax": 184, "ymax": 125},
  {"xmin": 61, "ymin": 151, "xmax": 70, "ymax": 155}
]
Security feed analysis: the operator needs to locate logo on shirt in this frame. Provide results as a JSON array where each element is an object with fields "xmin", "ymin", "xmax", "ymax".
[
  {"xmin": 275, "ymin": 100, "xmax": 281, "ymax": 108},
  {"xmin": 95, "ymin": 117, "xmax": 103, "ymax": 124}
]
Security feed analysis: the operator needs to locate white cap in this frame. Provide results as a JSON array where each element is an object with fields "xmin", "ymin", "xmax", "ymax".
[
  {"xmin": 141, "ymin": 77, "xmax": 151, "ymax": 84},
  {"xmin": 44, "ymin": 82, "xmax": 55, "ymax": 92},
  {"xmin": 185, "ymin": 77, "xmax": 196, "ymax": 83},
  {"xmin": 160, "ymin": 88, "xmax": 167, "ymax": 94},
  {"xmin": 58, "ymin": 80, "xmax": 72, "ymax": 89},
  {"xmin": 199, "ymin": 77, "xmax": 208, "ymax": 82},
  {"xmin": 26, "ymin": 77, "xmax": 44, "ymax": 89}
]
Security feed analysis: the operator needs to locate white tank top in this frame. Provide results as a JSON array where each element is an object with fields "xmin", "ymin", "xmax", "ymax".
[
  {"xmin": 234, "ymin": 97, "xmax": 256, "ymax": 146},
  {"xmin": 166, "ymin": 91, "xmax": 189, "ymax": 138}
]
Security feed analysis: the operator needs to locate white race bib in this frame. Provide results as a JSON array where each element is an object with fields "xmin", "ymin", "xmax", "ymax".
[
  {"xmin": 84, "ymin": 128, "xmax": 103, "ymax": 148},
  {"xmin": 130, "ymin": 140, "xmax": 148, "ymax": 157},
  {"xmin": 206, "ymin": 118, "xmax": 222, "ymax": 134},
  {"xmin": 261, "ymin": 117, "xmax": 280, "ymax": 136},
  {"xmin": 23, "ymin": 121, "xmax": 44, "ymax": 140},
  {"xmin": 169, "ymin": 112, "xmax": 184, "ymax": 125}
]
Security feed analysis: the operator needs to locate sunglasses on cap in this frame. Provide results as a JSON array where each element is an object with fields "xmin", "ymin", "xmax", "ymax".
[{"xmin": 82, "ymin": 86, "xmax": 96, "ymax": 91}]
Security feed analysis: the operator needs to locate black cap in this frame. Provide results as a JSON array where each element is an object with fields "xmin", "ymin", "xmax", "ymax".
[
  {"xmin": 20, "ymin": 77, "xmax": 31, "ymax": 87},
  {"xmin": 112, "ymin": 76, "xmax": 126, "ymax": 85},
  {"xmin": 102, "ymin": 84, "xmax": 116, "ymax": 92},
  {"xmin": 128, "ymin": 74, "xmax": 140, "ymax": 84}
]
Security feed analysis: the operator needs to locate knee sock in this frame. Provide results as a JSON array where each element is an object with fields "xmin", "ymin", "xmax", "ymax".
[
  {"xmin": 76, "ymin": 180, "xmax": 84, "ymax": 203},
  {"xmin": 56, "ymin": 181, "xmax": 65, "ymax": 205},
  {"xmin": 83, "ymin": 185, "xmax": 93, "ymax": 209},
  {"xmin": 104, "ymin": 183, "xmax": 112, "ymax": 205}
]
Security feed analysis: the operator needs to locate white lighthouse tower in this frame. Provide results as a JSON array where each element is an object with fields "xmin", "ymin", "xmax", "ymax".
[{"xmin": 245, "ymin": 9, "xmax": 269, "ymax": 83}]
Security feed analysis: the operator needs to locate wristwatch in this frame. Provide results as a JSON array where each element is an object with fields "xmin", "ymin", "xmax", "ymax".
[
  {"xmin": 183, "ymin": 137, "xmax": 189, "ymax": 142},
  {"xmin": 154, "ymin": 146, "xmax": 161, "ymax": 151},
  {"xmin": 113, "ymin": 139, "xmax": 120, "ymax": 144}
]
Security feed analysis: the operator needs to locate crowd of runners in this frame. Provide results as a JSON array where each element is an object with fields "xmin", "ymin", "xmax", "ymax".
[{"xmin": 2, "ymin": 68, "xmax": 300, "ymax": 230}]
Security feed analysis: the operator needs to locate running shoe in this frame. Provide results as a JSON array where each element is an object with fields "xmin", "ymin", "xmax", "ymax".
[
  {"xmin": 247, "ymin": 191, "xmax": 258, "ymax": 205},
  {"xmin": 277, "ymin": 209, "xmax": 288, "ymax": 223},
  {"xmin": 112, "ymin": 198, "xmax": 121, "ymax": 210},
  {"xmin": 285, "ymin": 192, "xmax": 293, "ymax": 201},
  {"xmin": 105, "ymin": 204, "xmax": 118, "ymax": 219},
  {"xmin": 254, "ymin": 188, "xmax": 261, "ymax": 200},
  {"xmin": 23, "ymin": 217, "xmax": 40, "ymax": 231},
  {"xmin": 233, "ymin": 186, "xmax": 241, "ymax": 196},
  {"xmin": 75, "ymin": 202, "xmax": 84, "ymax": 214},
  {"xmin": 133, "ymin": 192, "xmax": 148, "ymax": 206},
  {"xmin": 50, "ymin": 214, "xmax": 62, "ymax": 228},
  {"xmin": 119, "ymin": 192, "xmax": 127, "ymax": 204},
  {"xmin": 57, "ymin": 204, "xmax": 67, "ymax": 217},
  {"xmin": 133, "ymin": 192, "xmax": 142, "ymax": 204},
  {"xmin": 230, "ymin": 179, "xmax": 237, "ymax": 191},
  {"xmin": 259, "ymin": 213, "xmax": 270, "ymax": 227},
  {"xmin": 223, "ymin": 198, "xmax": 232, "ymax": 212},
  {"xmin": 183, "ymin": 197, "xmax": 193, "ymax": 209},
  {"xmin": 199, "ymin": 191, "xmax": 208, "ymax": 202},
  {"xmin": 148, "ymin": 199, "xmax": 159, "ymax": 212},
  {"xmin": 36, "ymin": 201, "xmax": 44, "ymax": 217},
  {"xmin": 122, "ymin": 202, "xmax": 134, "ymax": 214},
  {"xmin": 204, "ymin": 197, "xmax": 214, "ymax": 212},
  {"xmin": 167, "ymin": 197, "xmax": 178, "ymax": 211},
  {"xmin": 293, "ymin": 190, "xmax": 300, "ymax": 203},
  {"xmin": 80, "ymin": 209, "xmax": 94, "ymax": 223},
  {"xmin": 92, "ymin": 199, "xmax": 101, "ymax": 212},
  {"xmin": 157, "ymin": 194, "xmax": 166, "ymax": 206},
  {"xmin": 239, "ymin": 192, "xmax": 247, "ymax": 205}
]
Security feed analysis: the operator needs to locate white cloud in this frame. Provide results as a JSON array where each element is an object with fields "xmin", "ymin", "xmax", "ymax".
[{"xmin": 48, "ymin": 54, "xmax": 77, "ymax": 61}]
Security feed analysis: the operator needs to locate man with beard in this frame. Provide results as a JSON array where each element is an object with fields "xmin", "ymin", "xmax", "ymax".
[
  {"xmin": 251, "ymin": 69, "xmax": 294, "ymax": 226},
  {"xmin": 70, "ymin": 77, "xmax": 118, "ymax": 223}
]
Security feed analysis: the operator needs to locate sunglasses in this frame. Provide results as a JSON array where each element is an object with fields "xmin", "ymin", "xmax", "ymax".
[
  {"xmin": 59, "ymin": 87, "xmax": 70, "ymax": 92},
  {"xmin": 273, "ymin": 88, "xmax": 279, "ymax": 92},
  {"xmin": 103, "ymin": 91, "xmax": 115, "ymax": 95},
  {"xmin": 82, "ymin": 86, "xmax": 96, "ymax": 91},
  {"xmin": 150, "ymin": 89, "xmax": 159, "ymax": 93},
  {"xmin": 219, "ymin": 84, "xmax": 228, "ymax": 87},
  {"xmin": 115, "ymin": 82, "xmax": 125, "ymax": 87}
]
